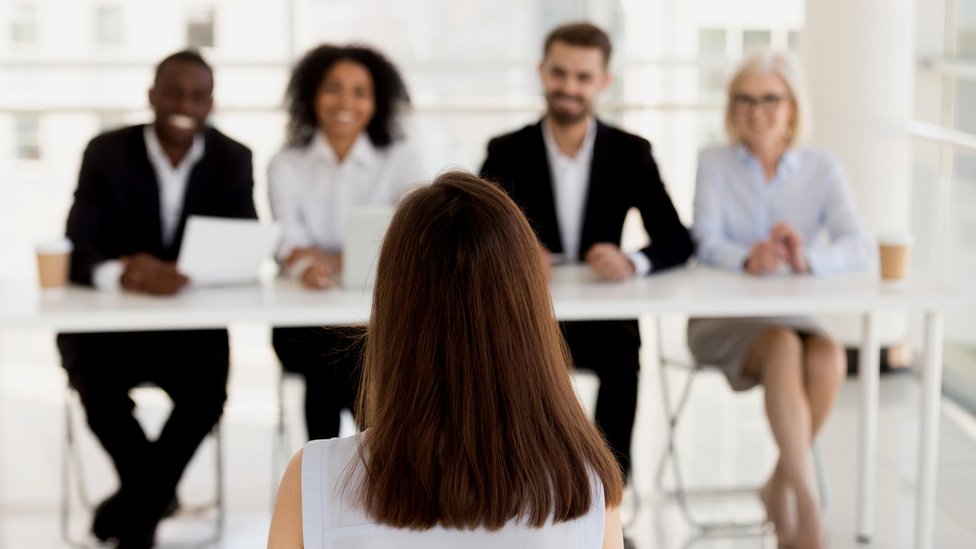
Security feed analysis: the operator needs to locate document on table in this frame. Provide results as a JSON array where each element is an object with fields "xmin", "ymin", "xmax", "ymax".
[{"xmin": 177, "ymin": 216, "xmax": 282, "ymax": 286}]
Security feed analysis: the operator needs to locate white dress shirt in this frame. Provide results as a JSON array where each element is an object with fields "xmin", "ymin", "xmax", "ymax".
[
  {"xmin": 144, "ymin": 125, "xmax": 206, "ymax": 247},
  {"xmin": 542, "ymin": 118, "xmax": 651, "ymax": 275},
  {"xmin": 268, "ymin": 132, "xmax": 425, "ymax": 260},
  {"xmin": 92, "ymin": 125, "xmax": 205, "ymax": 291},
  {"xmin": 692, "ymin": 144, "xmax": 874, "ymax": 275}
]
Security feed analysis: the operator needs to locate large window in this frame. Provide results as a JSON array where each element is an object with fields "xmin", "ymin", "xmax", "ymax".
[
  {"xmin": 95, "ymin": 5, "xmax": 124, "ymax": 47},
  {"xmin": 10, "ymin": 3, "xmax": 37, "ymax": 45},
  {"xmin": 187, "ymin": 7, "xmax": 215, "ymax": 49},
  {"xmin": 14, "ymin": 114, "xmax": 41, "ymax": 160}
]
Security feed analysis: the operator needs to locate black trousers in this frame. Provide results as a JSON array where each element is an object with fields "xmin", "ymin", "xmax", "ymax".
[
  {"xmin": 271, "ymin": 326, "xmax": 364, "ymax": 441},
  {"xmin": 561, "ymin": 319, "xmax": 641, "ymax": 477},
  {"xmin": 56, "ymin": 329, "xmax": 229, "ymax": 513}
]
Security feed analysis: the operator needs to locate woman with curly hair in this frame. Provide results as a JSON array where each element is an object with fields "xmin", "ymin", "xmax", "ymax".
[
  {"xmin": 268, "ymin": 171, "xmax": 625, "ymax": 548},
  {"xmin": 268, "ymin": 44, "xmax": 425, "ymax": 441}
]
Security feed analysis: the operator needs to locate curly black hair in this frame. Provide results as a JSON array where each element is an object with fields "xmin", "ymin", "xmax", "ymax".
[{"xmin": 284, "ymin": 44, "xmax": 410, "ymax": 148}]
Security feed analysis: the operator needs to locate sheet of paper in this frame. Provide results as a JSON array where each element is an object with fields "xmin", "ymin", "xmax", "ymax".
[{"xmin": 177, "ymin": 216, "xmax": 281, "ymax": 286}]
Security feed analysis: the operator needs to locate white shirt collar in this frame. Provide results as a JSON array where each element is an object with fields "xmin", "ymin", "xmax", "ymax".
[
  {"xmin": 309, "ymin": 131, "xmax": 378, "ymax": 167},
  {"xmin": 734, "ymin": 142, "xmax": 799, "ymax": 177},
  {"xmin": 542, "ymin": 116, "xmax": 597, "ymax": 162},
  {"xmin": 143, "ymin": 124, "xmax": 205, "ymax": 171}
]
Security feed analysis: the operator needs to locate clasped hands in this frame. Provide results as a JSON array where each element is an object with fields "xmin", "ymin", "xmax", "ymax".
[
  {"xmin": 284, "ymin": 247, "xmax": 341, "ymax": 289},
  {"xmin": 119, "ymin": 253, "xmax": 189, "ymax": 295},
  {"xmin": 744, "ymin": 222, "xmax": 809, "ymax": 275}
]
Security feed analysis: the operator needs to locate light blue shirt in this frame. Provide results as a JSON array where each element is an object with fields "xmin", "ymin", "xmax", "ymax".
[{"xmin": 692, "ymin": 144, "xmax": 874, "ymax": 275}]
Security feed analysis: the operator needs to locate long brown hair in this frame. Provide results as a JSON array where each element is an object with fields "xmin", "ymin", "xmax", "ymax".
[{"xmin": 354, "ymin": 171, "xmax": 623, "ymax": 531}]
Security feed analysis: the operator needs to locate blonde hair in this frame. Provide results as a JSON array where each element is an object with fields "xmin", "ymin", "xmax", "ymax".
[{"xmin": 724, "ymin": 49, "xmax": 811, "ymax": 147}]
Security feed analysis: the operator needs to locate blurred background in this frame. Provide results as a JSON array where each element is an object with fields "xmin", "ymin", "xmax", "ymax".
[
  {"xmin": 0, "ymin": 1, "xmax": 975, "ymax": 547},
  {"xmin": 1, "ymin": 0, "xmax": 973, "ymax": 409}
]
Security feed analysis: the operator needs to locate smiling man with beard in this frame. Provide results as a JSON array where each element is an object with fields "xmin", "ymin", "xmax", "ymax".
[
  {"xmin": 481, "ymin": 22, "xmax": 693, "ymax": 482},
  {"xmin": 57, "ymin": 50, "xmax": 256, "ymax": 548}
]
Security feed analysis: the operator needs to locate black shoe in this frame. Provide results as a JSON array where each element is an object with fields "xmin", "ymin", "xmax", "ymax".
[
  {"xmin": 161, "ymin": 494, "xmax": 179, "ymax": 519},
  {"xmin": 623, "ymin": 535, "xmax": 637, "ymax": 549},
  {"xmin": 115, "ymin": 524, "xmax": 156, "ymax": 549},
  {"xmin": 91, "ymin": 491, "xmax": 178, "ymax": 542},
  {"xmin": 91, "ymin": 491, "xmax": 127, "ymax": 542},
  {"xmin": 114, "ymin": 494, "xmax": 170, "ymax": 549}
]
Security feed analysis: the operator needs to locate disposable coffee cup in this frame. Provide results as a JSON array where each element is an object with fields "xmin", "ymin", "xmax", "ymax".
[
  {"xmin": 35, "ymin": 239, "xmax": 73, "ymax": 293},
  {"xmin": 878, "ymin": 233, "xmax": 911, "ymax": 282}
]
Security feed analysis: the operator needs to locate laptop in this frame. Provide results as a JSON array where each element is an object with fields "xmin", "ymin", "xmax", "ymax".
[{"xmin": 342, "ymin": 206, "xmax": 394, "ymax": 291}]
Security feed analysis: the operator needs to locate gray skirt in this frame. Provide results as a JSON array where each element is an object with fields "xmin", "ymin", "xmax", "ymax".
[{"xmin": 686, "ymin": 316, "xmax": 831, "ymax": 392}]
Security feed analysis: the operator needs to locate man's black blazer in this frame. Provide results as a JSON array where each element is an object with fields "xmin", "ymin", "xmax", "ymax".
[
  {"xmin": 65, "ymin": 124, "xmax": 258, "ymax": 286},
  {"xmin": 480, "ymin": 119, "xmax": 693, "ymax": 270}
]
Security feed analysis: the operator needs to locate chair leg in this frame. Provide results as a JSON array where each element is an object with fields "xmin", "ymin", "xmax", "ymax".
[
  {"xmin": 60, "ymin": 387, "xmax": 74, "ymax": 546},
  {"xmin": 654, "ymin": 318, "xmax": 772, "ymax": 535},
  {"xmin": 62, "ymin": 386, "xmax": 117, "ymax": 548},
  {"xmin": 654, "ymin": 357, "xmax": 698, "ymax": 490},
  {"xmin": 211, "ymin": 424, "xmax": 225, "ymax": 544},
  {"xmin": 813, "ymin": 439, "xmax": 829, "ymax": 511},
  {"xmin": 271, "ymin": 370, "xmax": 288, "ymax": 505}
]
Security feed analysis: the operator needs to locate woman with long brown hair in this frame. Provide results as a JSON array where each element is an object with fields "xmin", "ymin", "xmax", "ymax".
[{"xmin": 268, "ymin": 171, "xmax": 624, "ymax": 548}]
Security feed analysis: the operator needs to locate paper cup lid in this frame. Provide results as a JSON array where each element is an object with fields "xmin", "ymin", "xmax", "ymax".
[
  {"xmin": 35, "ymin": 238, "xmax": 73, "ymax": 254},
  {"xmin": 877, "ymin": 233, "xmax": 913, "ymax": 246}
]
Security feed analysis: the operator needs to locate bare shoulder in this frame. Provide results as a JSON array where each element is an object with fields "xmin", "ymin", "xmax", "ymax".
[
  {"xmin": 268, "ymin": 449, "xmax": 304, "ymax": 549},
  {"xmin": 602, "ymin": 506, "xmax": 624, "ymax": 549}
]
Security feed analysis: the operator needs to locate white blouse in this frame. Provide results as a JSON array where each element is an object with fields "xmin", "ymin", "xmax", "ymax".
[
  {"xmin": 301, "ymin": 433, "xmax": 607, "ymax": 549},
  {"xmin": 268, "ymin": 132, "xmax": 426, "ymax": 260}
]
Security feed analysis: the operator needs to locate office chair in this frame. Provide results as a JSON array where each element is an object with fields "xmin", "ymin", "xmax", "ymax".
[
  {"xmin": 61, "ymin": 384, "xmax": 224, "ymax": 548},
  {"xmin": 653, "ymin": 317, "xmax": 830, "ymax": 535},
  {"xmin": 271, "ymin": 370, "xmax": 301, "ymax": 503}
]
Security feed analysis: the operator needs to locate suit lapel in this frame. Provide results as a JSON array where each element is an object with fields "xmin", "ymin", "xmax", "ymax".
[
  {"xmin": 527, "ymin": 122, "xmax": 564, "ymax": 254},
  {"xmin": 130, "ymin": 127, "xmax": 165, "ymax": 252},
  {"xmin": 579, "ymin": 120, "xmax": 612, "ymax": 255}
]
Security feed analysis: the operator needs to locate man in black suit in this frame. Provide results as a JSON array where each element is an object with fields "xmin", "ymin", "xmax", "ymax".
[
  {"xmin": 56, "ymin": 50, "xmax": 256, "ymax": 548},
  {"xmin": 481, "ymin": 23, "xmax": 693, "ymax": 478}
]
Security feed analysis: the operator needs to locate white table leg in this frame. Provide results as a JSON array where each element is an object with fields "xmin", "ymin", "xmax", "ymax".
[
  {"xmin": 914, "ymin": 311, "xmax": 944, "ymax": 549},
  {"xmin": 857, "ymin": 313, "xmax": 880, "ymax": 543}
]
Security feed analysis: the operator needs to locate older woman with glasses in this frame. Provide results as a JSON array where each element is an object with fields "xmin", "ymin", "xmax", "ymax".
[{"xmin": 688, "ymin": 51, "xmax": 874, "ymax": 549}]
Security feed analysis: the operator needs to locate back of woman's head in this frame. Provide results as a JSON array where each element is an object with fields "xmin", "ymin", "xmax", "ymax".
[{"xmin": 357, "ymin": 171, "xmax": 623, "ymax": 530}]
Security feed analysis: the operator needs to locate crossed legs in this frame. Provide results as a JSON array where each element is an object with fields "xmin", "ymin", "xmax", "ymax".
[
  {"xmin": 57, "ymin": 330, "xmax": 229, "ymax": 548},
  {"xmin": 743, "ymin": 327, "xmax": 845, "ymax": 549}
]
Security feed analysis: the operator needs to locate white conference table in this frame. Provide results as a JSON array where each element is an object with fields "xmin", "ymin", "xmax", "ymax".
[{"xmin": 0, "ymin": 265, "xmax": 956, "ymax": 549}]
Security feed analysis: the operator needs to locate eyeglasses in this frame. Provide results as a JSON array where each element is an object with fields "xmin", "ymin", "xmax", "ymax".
[{"xmin": 732, "ymin": 93, "xmax": 790, "ymax": 112}]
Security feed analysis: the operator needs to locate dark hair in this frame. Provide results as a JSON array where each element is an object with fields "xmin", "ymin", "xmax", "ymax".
[
  {"xmin": 354, "ymin": 171, "xmax": 623, "ymax": 531},
  {"xmin": 544, "ymin": 22, "xmax": 613, "ymax": 65},
  {"xmin": 284, "ymin": 44, "xmax": 410, "ymax": 148},
  {"xmin": 154, "ymin": 50, "xmax": 213, "ymax": 83}
]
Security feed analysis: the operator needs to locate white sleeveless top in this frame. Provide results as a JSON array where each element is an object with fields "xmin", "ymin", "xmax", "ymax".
[{"xmin": 301, "ymin": 433, "xmax": 607, "ymax": 549}]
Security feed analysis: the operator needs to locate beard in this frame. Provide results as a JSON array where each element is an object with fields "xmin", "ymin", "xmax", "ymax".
[{"xmin": 545, "ymin": 92, "xmax": 590, "ymax": 126}]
